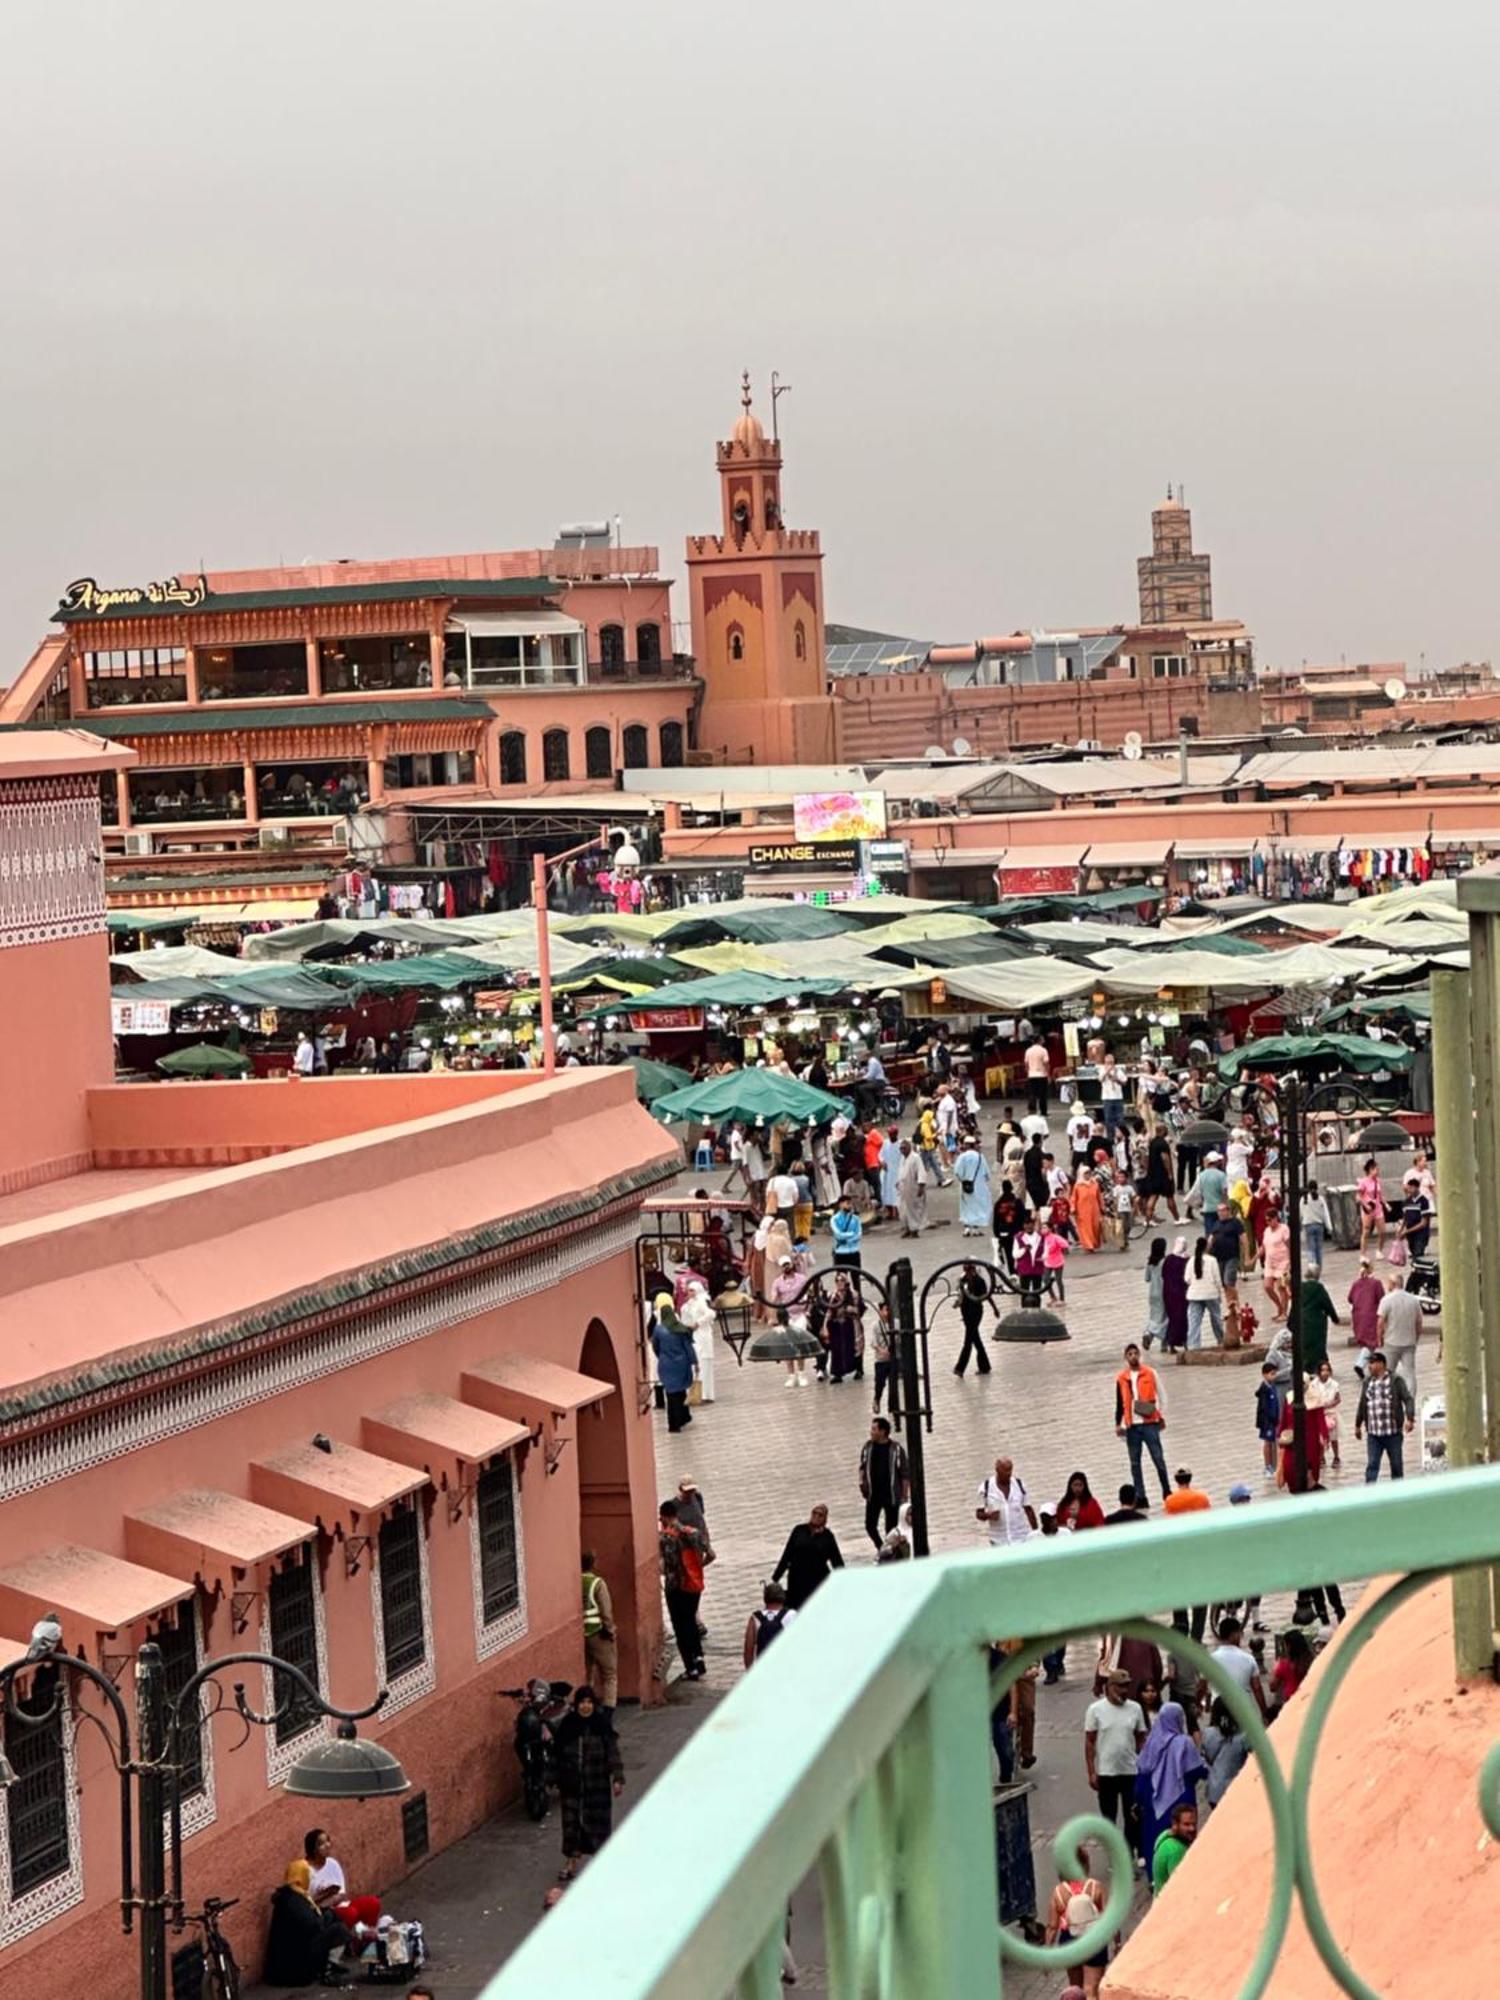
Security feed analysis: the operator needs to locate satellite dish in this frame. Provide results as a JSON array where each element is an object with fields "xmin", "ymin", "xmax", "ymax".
[
  {"xmin": 1121, "ymin": 739, "xmax": 1144, "ymax": 762},
  {"xmin": 1384, "ymin": 678, "xmax": 1408, "ymax": 703},
  {"xmin": 923, "ymin": 744, "xmax": 946, "ymax": 760},
  {"xmin": 951, "ymin": 736, "xmax": 973, "ymax": 757},
  {"xmin": 1123, "ymin": 731, "xmax": 1144, "ymax": 752}
]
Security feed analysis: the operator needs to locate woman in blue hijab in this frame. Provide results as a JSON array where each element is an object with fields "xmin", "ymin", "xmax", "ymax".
[{"xmin": 1134, "ymin": 1698, "xmax": 1205, "ymax": 1870}]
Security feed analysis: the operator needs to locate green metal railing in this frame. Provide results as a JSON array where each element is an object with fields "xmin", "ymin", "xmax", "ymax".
[{"xmin": 485, "ymin": 1469, "xmax": 1500, "ymax": 2000}]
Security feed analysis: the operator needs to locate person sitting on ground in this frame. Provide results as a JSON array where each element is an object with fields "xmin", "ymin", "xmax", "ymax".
[
  {"xmin": 305, "ymin": 1826, "xmax": 381, "ymax": 1933},
  {"xmin": 263, "ymin": 1859, "xmax": 350, "ymax": 1987}
]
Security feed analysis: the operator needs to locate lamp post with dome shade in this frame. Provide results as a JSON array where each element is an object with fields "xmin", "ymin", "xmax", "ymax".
[{"xmin": 0, "ymin": 1638, "xmax": 407, "ymax": 2000}]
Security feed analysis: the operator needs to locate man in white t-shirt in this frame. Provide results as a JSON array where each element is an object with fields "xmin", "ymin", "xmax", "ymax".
[
  {"xmin": 1099, "ymin": 1054, "xmax": 1125, "ymax": 1133},
  {"xmin": 1021, "ymin": 1110, "xmax": 1050, "ymax": 1144},
  {"xmin": 1209, "ymin": 1615, "xmax": 1266, "ymax": 1716},
  {"xmin": 766, "ymin": 1168, "xmax": 799, "ymax": 1216},
  {"xmin": 1376, "ymin": 1279, "xmax": 1424, "ymax": 1398},
  {"xmin": 1024, "ymin": 1037, "xmax": 1051, "ymax": 1117},
  {"xmin": 1084, "ymin": 1669, "xmax": 1148, "ymax": 1843},
  {"xmin": 975, "ymin": 1456, "xmax": 1037, "ymax": 1547},
  {"xmin": 1066, "ymin": 1107, "xmax": 1094, "ymax": 1168}
]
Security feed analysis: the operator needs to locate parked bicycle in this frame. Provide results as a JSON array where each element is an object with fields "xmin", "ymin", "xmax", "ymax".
[{"xmin": 181, "ymin": 1895, "xmax": 241, "ymax": 1999}]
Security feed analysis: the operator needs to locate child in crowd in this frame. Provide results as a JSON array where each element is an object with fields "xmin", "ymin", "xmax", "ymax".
[
  {"xmin": 1254, "ymin": 1362, "xmax": 1283, "ymax": 1477},
  {"xmin": 1041, "ymin": 1222, "xmax": 1070, "ymax": 1303},
  {"xmin": 1110, "ymin": 1169, "xmax": 1137, "ymax": 1250}
]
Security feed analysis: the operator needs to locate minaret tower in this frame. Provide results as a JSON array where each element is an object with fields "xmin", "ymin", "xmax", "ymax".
[{"xmin": 686, "ymin": 374, "xmax": 839, "ymax": 765}]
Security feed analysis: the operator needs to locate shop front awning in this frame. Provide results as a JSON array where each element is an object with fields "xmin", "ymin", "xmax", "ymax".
[
  {"xmin": 461, "ymin": 1356, "xmax": 615, "ymax": 1432},
  {"xmin": 1081, "ymin": 841, "xmax": 1174, "ymax": 870},
  {"xmin": 125, "ymin": 1489, "xmax": 316, "ymax": 1589},
  {"xmin": 363, "ymin": 1394, "xmax": 530, "ymax": 1483},
  {"xmin": 0, "ymin": 1544, "xmax": 193, "ymax": 1646},
  {"xmin": 448, "ymin": 610, "xmax": 584, "ymax": 639},
  {"xmin": 251, "ymin": 1439, "xmax": 429, "ymax": 1533},
  {"xmin": 995, "ymin": 844, "xmax": 1088, "ymax": 870},
  {"xmin": 1172, "ymin": 835, "xmax": 1259, "ymax": 860}
]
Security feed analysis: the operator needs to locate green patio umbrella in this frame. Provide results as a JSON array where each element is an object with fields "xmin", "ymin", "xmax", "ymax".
[
  {"xmin": 626, "ymin": 1056, "xmax": 694, "ymax": 1106},
  {"xmin": 1213, "ymin": 1033, "xmax": 1413, "ymax": 1081},
  {"xmin": 155, "ymin": 1043, "xmax": 252, "ymax": 1078},
  {"xmin": 650, "ymin": 1068, "xmax": 854, "ymax": 1129}
]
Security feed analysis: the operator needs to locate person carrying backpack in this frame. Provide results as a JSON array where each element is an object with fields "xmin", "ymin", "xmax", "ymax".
[{"xmin": 743, "ymin": 1581, "xmax": 798, "ymax": 1667}]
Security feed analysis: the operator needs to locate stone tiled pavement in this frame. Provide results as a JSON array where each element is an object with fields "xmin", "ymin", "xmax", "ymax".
[
  {"xmin": 654, "ymin": 1108, "xmax": 1434, "ymax": 1994},
  {"xmin": 249, "ymin": 1109, "xmax": 1433, "ymax": 1997}
]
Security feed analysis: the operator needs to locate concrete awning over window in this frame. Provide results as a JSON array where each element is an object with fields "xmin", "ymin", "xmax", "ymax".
[
  {"xmin": 0, "ymin": 1544, "xmax": 193, "ymax": 1647},
  {"xmin": 363, "ymin": 1394, "xmax": 529, "ymax": 1484},
  {"xmin": 251, "ymin": 1439, "xmax": 429, "ymax": 1534},
  {"xmin": 125, "ymin": 1489, "xmax": 316, "ymax": 1590},
  {"xmin": 461, "ymin": 1356, "xmax": 614, "ymax": 1432},
  {"xmin": 447, "ymin": 611, "xmax": 584, "ymax": 638}
]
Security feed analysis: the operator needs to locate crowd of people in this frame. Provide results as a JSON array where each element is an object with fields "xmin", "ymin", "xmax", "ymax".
[{"xmin": 632, "ymin": 1023, "xmax": 1439, "ymax": 1988}]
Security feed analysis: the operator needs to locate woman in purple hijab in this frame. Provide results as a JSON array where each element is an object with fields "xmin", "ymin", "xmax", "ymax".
[{"xmin": 1134, "ymin": 1699, "xmax": 1205, "ymax": 1869}]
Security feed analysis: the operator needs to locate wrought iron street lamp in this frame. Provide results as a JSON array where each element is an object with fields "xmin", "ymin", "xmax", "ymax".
[{"xmin": 0, "ymin": 1641, "xmax": 404, "ymax": 2000}]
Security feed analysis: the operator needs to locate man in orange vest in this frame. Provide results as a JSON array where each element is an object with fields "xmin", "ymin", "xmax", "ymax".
[{"xmin": 1114, "ymin": 1342, "xmax": 1171, "ymax": 1506}]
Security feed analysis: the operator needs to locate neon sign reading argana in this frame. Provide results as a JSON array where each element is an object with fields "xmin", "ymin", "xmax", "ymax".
[{"xmin": 58, "ymin": 574, "xmax": 208, "ymax": 616}]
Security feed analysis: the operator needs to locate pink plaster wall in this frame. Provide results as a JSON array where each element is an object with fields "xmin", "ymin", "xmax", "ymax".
[
  {"xmin": 0, "ymin": 931, "xmax": 115, "ymax": 1194},
  {"xmin": 0, "ymin": 1245, "xmax": 663, "ymax": 1997},
  {"xmin": 87, "ymin": 1071, "xmax": 535, "ymax": 1166}
]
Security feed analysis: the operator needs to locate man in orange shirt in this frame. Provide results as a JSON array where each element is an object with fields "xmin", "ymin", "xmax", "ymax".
[
  {"xmin": 1164, "ymin": 1467, "xmax": 1211, "ymax": 1642},
  {"xmin": 1114, "ymin": 1343, "xmax": 1170, "ymax": 1506},
  {"xmin": 863, "ymin": 1122, "xmax": 886, "ymax": 1209},
  {"xmin": 1163, "ymin": 1467, "xmax": 1211, "ymax": 1516}
]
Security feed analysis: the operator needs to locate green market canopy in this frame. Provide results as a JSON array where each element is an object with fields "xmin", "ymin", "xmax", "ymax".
[
  {"xmin": 1214, "ymin": 1033, "xmax": 1414, "ymax": 1080},
  {"xmin": 155, "ymin": 1042, "xmax": 252, "ymax": 1078},
  {"xmin": 650, "ymin": 1069, "xmax": 854, "ymax": 1130},
  {"xmin": 625, "ymin": 1056, "xmax": 695, "ymax": 1106},
  {"xmin": 579, "ymin": 971, "xmax": 859, "ymax": 1019},
  {"xmin": 1318, "ymin": 993, "xmax": 1433, "ymax": 1028}
]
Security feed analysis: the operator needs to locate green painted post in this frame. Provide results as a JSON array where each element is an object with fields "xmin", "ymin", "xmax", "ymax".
[
  {"xmin": 884, "ymin": 1644, "xmax": 1001, "ymax": 1998},
  {"xmin": 1431, "ymin": 968, "xmax": 1491, "ymax": 1677},
  {"xmin": 1460, "ymin": 875, "xmax": 1500, "ymax": 1642}
]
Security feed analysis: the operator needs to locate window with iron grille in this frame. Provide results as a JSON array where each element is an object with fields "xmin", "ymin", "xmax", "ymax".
[
  {"xmin": 268, "ymin": 1551, "xmax": 322, "ymax": 1746},
  {"xmin": 152, "ymin": 1601, "xmax": 205, "ymax": 1800},
  {"xmin": 476, "ymin": 1457, "xmax": 520, "ymax": 1626},
  {"xmin": 4, "ymin": 1690, "xmax": 70, "ymax": 1898},
  {"xmin": 378, "ymin": 1505, "xmax": 426, "ymax": 1680}
]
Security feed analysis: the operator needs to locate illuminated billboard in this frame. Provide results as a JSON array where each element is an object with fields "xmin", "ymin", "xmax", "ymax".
[{"xmin": 792, "ymin": 790, "xmax": 888, "ymax": 843}]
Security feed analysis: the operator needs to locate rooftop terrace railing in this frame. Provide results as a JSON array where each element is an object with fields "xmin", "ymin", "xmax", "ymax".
[{"xmin": 484, "ymin": 1468, "xmax": 1500, "ymax": 2000}]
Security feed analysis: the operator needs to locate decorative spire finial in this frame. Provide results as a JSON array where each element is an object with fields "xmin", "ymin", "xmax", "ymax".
[{"xmin": 741, "ymin": 369, "xmax": 753, "ymax": 414}]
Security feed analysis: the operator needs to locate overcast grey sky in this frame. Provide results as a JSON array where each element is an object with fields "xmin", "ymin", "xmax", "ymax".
[{"xmin": 4, "ymin": 2, "xmax": 1498, "ymax": 679}]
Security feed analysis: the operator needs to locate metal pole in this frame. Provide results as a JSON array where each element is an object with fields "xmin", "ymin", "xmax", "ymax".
[
  {"xmin": 1432, "ymin": 968, "xmax": 1491, "ymax": 1676},
  {"xmin": 1464, "ymin": 897, "xmax": 1500, "ymax": 1634},
  {"xmin": 135, "ymin": 1642, "xmax": 168, "ymax": 2000},
  {"xmin": 1283, "ymin": 1074, "xmax": 1309, "ymax": 1493},
  {"xmin": 886, "ymin": 1257, "xmax": 929, "ymax": 1556},
  {"xmin": 533, "ymin": 851, "xmax": 555, "ymax": 1079}
]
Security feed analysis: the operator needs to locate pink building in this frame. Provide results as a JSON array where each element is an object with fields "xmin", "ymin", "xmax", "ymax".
[
  {"xmin": 0, "ymin": 546, "xmax": 696, "ymax": 914},
  {"xmin": 0, "ymin": 734, "xmax": 676, "ymax": 1994}
]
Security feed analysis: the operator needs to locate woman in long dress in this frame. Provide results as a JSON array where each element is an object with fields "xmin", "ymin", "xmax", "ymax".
[
  {"xmin": 879, "ymin": 1124, "xmax": 903, "ymax": 1218},
  {"xmin": 954, "ymin": 1141, "xmax": 992, "ymax": 1237},
  {"xmin": 1134, "ymin": 1701, "xmax": 1204, "ymax": 1875},
  {"xmin": 1161, "ymin": 1236, "xmax": 1189, "ymax": 1354},
  {"xmin": 896, "ymin": 1142, "xmax": 926, "ymax": 1236},
  {"xmin": 1072, "ymin": 1170, "xmax": 1104, "ymax": 1252}
]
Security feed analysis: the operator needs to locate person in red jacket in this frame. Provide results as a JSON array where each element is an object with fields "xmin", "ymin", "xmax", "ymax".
[{"xmin": 1055, "ymin": 1470, "xmax": 1106, "ymax": 1530}]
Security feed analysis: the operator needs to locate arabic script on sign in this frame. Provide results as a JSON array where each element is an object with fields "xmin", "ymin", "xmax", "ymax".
[{"xmin": 59, "ymin": 574, "xmax": 208, "ymax": 617}]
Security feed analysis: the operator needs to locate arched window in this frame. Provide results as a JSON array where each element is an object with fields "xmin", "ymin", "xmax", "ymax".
[
  {"xmin": 622, "ymin": 724, "xmax": 649, "ymax": 770},
  {"xmin": 728, "ymin": 622, "xmax": 745, "ymax": 663},
  {"xmin": 585, "ymin": 726, "xmax": 612, "ymax": 779},
  {"xmin": 635, "ymin": 622, "xmax": 662, "ymax": 671},
  {"xmin": 794, "ymin": 619, "xmax": 807, "ymax": 661},
  {"xmin": 499, "ymin": 730, "xmax": 527, "ymax": 786},
  {"xmin": 658, "ymin": 720, "xmax": 684, "ymax": 768},
  {"xmin": 543, "ymin": 729, "xmax": 571, "ymax": 782},
  {"xmin": 599, "ymin": 624, "xmax": 625, "ymax": 672}
]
